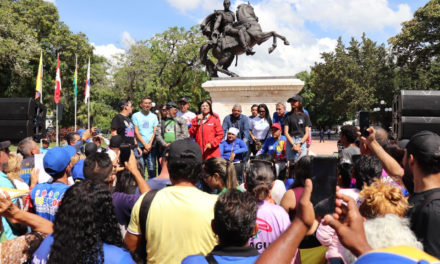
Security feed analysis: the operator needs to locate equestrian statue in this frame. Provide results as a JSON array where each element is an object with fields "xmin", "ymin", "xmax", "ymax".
[{"xmin": 200, "ymin": 0, "xmax": 290, "ymax": 77}]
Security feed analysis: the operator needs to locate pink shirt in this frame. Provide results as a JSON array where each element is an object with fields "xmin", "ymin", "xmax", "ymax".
[
  {"xmin": 316, "ymin": 188, "xmax": 359, "ymax": 262},
  {"xmin": 249, "ymin": 201, "xmax": 291, "ymax": 254}
]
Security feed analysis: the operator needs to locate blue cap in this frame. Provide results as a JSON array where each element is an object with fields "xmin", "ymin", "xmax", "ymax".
[
  {"xmin": 43, "ymin": 147, "xmax": 75, "ymax": 176},
  {"xmin": 64, "ymin": 145, "xmax": 77, "ymax": 157},
  {"xmin": 71, "ymin": 159, "xmax": 85, "ymax": 181}
]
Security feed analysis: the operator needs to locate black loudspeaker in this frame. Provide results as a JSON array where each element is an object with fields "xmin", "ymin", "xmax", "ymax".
[
  {"xmin": 393, "ymin": 90, "xmax": 440, "ymax": 118},
  {"xmin": 0, "ymin": 98, "xmax": 36, "ymax": 120},
  {"xmin": 0, "ymin": 120, "xmax": 35, "ymax": 141},
  {"xmin": 0, "ymin": 98, "xmax": 47, "ymax": 142},
  {"xmin": 393, "ymin": 116, "xmax": 440, "ymax": 140}
]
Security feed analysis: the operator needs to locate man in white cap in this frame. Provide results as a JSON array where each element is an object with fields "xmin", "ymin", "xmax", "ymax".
[{"xmin": 220, "ymin": 127, "xmax": 248, "ymax": 183}]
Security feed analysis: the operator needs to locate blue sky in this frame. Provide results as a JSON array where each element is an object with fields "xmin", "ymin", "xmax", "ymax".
[{"xmin": 51, "ymin": 0, "xmax": 430, "ymax": 76}]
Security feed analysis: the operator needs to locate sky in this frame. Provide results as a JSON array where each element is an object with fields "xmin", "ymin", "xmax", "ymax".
[{"xmin": 49, "ymin": 0, "xmax": 429, "ymax": 77}]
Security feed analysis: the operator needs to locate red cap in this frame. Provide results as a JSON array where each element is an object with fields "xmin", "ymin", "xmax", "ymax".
[{"xmin": 271, "ymin": 123, "xmax": 281, "ymax": 130}]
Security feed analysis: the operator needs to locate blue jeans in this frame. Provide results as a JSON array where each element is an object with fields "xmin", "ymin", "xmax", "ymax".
[
  {"xmin": 141, "ymin": 147, "xmax": 157, "ymax": 179},
  {"xmin": 286, "ymin": 137, "xmax": 307, "ymax": 162}
]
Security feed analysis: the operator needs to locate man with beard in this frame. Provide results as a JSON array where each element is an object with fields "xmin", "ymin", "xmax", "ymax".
[{"xmin": 359, "ymin": 128, "xmax": 440, "ymax": 259}]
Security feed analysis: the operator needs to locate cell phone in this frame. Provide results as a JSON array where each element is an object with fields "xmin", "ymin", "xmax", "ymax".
[
  {"xmin": 310, "ymin": 156, "xmax": 338, "ymax": 217},
  {"xmin": 119, "ymin": 144, "xmax": 131, "ymax": 164},
  {"xmin": 359, "ymin": 111, "xmax": 370, "ymax": 137}
]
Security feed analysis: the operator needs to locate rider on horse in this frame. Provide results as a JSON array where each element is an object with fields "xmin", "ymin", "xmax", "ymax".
[{"xmin": 210, "ymin": 0, "xmax": 255, "ymax": 55}]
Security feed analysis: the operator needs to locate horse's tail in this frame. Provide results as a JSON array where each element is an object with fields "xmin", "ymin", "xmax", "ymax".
[{"xmin": 235, "ymin": 54, "xmax": 238, "ymax": 67}]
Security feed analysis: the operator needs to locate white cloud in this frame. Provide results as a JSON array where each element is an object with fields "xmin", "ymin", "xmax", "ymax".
[
  {"xmin": 294, "ymin": 0, "xmax": 412, "ymax": 35},
  {"xmin": 189, "ymin": 0, "xmax": 412, "ymax": 76},
  {"xmin": 43, "ymin": 0, "xmax": 55, "ymax": 4},
  {"xmin": 92, "ymin": 43, "xmax": 125, "ymax": 66},
  {"xmin": 121, "ymin": 31, "xmax": 136, "ymax": 50}
]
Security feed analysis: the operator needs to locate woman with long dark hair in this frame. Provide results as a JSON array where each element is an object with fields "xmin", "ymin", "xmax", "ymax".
[
  {"xmin": 32, "ymin": 181, "xmax": 135, "ymax": 264},
  {"xmin": 283, "ymin": 95, "xmax": 311, "ymax": 162},
  {"xmin": 244, "ymin": 160, "xmax": 295, "ymax": 259},
  {"xmin": 189, "ymin": 100, "xmax": 224, "ymax": 160},
  {"xmin": 249, "ymin": 104, "xmax": 272, "ymax": 155}
]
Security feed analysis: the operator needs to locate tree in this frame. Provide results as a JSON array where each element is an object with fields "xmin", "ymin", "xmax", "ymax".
[
  {"xmin": 308, "ymin": 34, "xmax": 396, "ymax": 127},
  {"xmin": 0, "ymin": 0, "xmax": 107, "ymax": 128},
  {"xmin": 390, "ymin": 0, "xmax": 440, "ymax": 71},
  {"xmin": 113, "ymin": 26, "xmax": 210, "ymax": 111},
  {"xmin": 390, "ymin": 0, "xmax": 440, "ymax": 91}
]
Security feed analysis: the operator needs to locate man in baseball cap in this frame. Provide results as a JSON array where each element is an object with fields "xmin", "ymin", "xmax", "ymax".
[
  {"xmin": 177, "ymin": 97, "xmax": 196, "ymax": 127},
  {"xmin": 30, "ymin": 146, "xmax": 75, "ymax": 222},
  {"xmin": 287, "ymin": 94, "xmax": 303, "ymax": 103},
  {"xmin": 125, "ymin": 139, "xmax": 217, "ymax": 263},
  {"xmin": 403, "ymin": 130, "xmax": 440, "ymax": 258}
]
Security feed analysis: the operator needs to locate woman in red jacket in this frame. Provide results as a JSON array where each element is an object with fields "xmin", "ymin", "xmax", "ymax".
[{"xmin": 189, "ymin": 100, "xmax": 224, "ymax": 160}]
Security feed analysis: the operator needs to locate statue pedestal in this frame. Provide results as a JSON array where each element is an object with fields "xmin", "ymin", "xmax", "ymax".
[{"xmin": 202, "ymin": 76, "xmax": 304, "ymax": 121}]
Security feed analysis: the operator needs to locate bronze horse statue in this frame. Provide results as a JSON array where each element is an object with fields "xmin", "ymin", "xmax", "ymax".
[{"xmin": 200, "ymin": 3, "xmax": 290, "ymax": 77}]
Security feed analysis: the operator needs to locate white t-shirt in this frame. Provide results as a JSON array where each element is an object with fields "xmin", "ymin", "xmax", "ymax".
[
  {"xmin": 250, "ymin": 116, "xmax": 270, "ymax": 140},
  {"xmin": 177, "ymin": 111, "xmax": 196, "ymax": 125}
]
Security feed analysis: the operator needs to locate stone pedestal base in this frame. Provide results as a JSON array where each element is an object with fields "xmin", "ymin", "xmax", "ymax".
[{"xmin": 202, "ymin": 76, "xmax": 304, "ymax": 121}]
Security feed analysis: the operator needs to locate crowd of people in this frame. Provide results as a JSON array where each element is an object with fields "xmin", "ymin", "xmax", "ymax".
[{"xmin": 0, "ymin": 93, "xmax": 438, "ymax": 264}]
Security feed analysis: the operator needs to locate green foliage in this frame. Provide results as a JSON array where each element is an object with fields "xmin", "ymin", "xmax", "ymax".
[
  {"xmin": 113, "ymin": 26, "xmax": 210, "ymax": 112},
  {"xmin": 306, "ymin": 34, "xmax": 396, "ymax": 127},
  {"xmin": 0, "ymin": 0, "xmax": 105, "ymax": 128}
]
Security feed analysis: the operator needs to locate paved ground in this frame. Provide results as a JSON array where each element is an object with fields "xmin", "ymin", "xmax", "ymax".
[{"xmin": 309, "ymin": 139, "xmax": 338, "ymax": 156}]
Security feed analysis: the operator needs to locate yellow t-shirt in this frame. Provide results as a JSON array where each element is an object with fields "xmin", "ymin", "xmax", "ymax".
[{"xmin": 127, "ymin": 186, "xmax": 218, "ymax": 264}]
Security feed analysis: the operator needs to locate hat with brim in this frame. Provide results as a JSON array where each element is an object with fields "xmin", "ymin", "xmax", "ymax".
[
  {"xmin": 43, "ymin": 147, "xmax": 75, "ymax": 176},
  {"xmin": 287, "ymin": 94, "xmax": 303, "ymax": 103}
]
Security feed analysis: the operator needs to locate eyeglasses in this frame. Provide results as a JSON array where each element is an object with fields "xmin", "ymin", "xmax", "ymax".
[{"xmin": 258, "ymin": 110, "xmax": 266, "ymax": 113}]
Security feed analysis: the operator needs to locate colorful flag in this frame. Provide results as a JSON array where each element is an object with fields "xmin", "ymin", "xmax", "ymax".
[
  {"xmin": 73, "ymin": 56, "xmax": 78, "ymax": 100},
  {"xmin": 84, "ymin": 58, "xmax": 90, "ymax": 103},
  {"xmin": 54, "ymin": 54, "xmax": 61, "ymax": 104},
  {"xmin": 35, "ymin": 51, "xmax": 43, "ymax": 100}
]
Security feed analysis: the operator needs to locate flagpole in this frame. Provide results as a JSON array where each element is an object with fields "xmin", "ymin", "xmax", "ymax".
[
  {"xmin": 87, "ymin": 98, "xmax": 90, "ymax": 130},
  {"xmin": 40, "ymin": 51, "xmax": 43, "ymax": 104},
  {"xmin": 74, "ymin": 55, "xmax": 77, "ymax": 131},
  {"xmin": 56, "ymin": 104, "xmax": 59, "ymax": 146}
]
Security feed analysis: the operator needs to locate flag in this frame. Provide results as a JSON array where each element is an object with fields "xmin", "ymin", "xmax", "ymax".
[
  {"xmin": 54, "ymin": 54, "xmax": 61, "ymax": 104},
  {"xmin": 35, "ymin": 51, "xmax": 43, "ymax": 100},
  {"xmin": 84, "ymin": 58, "xmax": 90, "ymax": 103},
  {"xmin": 73, "ymin": 56, "xmax": 78, "ymax": 100}
]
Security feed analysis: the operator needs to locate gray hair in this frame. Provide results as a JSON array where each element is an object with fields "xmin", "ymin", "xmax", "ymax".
[
  {"xmin": 342, "ymin": 214, "xmax": 423, "ymax": 263},
  {"xmin": 275, "ymin": 102, "xmax": 286, "ymax": 109},
  {"xmin": 17, "ymin": 137, "xmax": 36, "ymax": 157},
  {"xmin": 232, "ymin": 104, "xmax": 242, "ymax": 109}
]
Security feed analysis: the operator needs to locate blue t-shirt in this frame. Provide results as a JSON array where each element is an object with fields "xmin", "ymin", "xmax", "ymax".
[
  {"xmin": 30, "ymin": 182, "xmax": 70, "ymax": 222},
  {"xmin": 182, "ymin": 246, "xmax": 259, "ymax": 264},
  {"xmin": 19, "ymin": 156, "xmax": 34, "ymax": 185},
  {"xmin": 259, "ymin": 136, "xmax": 287, "ymax": 161},
  {"xmin": 132, "ymin": 111, "xmax": 158, "ymax": 147},
  {"xmin": 147, "ymin": 178, "xmax": 171, "ymax": 190},
  {"xmin": 32, "ymin": 234, "xmax": 135, "ymax": 264}
]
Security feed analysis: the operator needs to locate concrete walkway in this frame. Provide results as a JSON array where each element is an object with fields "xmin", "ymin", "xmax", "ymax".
[{"xmin": 309, "ymin": 139, "xmax": 338, "ymax": 156}]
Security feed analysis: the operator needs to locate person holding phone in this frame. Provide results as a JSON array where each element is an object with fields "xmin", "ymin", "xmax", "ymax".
[
  {"xmin": 283, "ymin": 94, "xmax": 311, "ymax": 162},
  {"xmin": 189, "ymin": 100, "xmax": 224, "ymax": 160}
]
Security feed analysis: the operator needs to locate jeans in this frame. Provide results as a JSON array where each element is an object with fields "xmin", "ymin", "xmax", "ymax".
[
  {"xmin": 286, "ymin": 137, "xmax": 307, "ymax": 162},
  {"xmin": 141, "ymin": 146, "xmax": 157, "ymax": 179}
]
